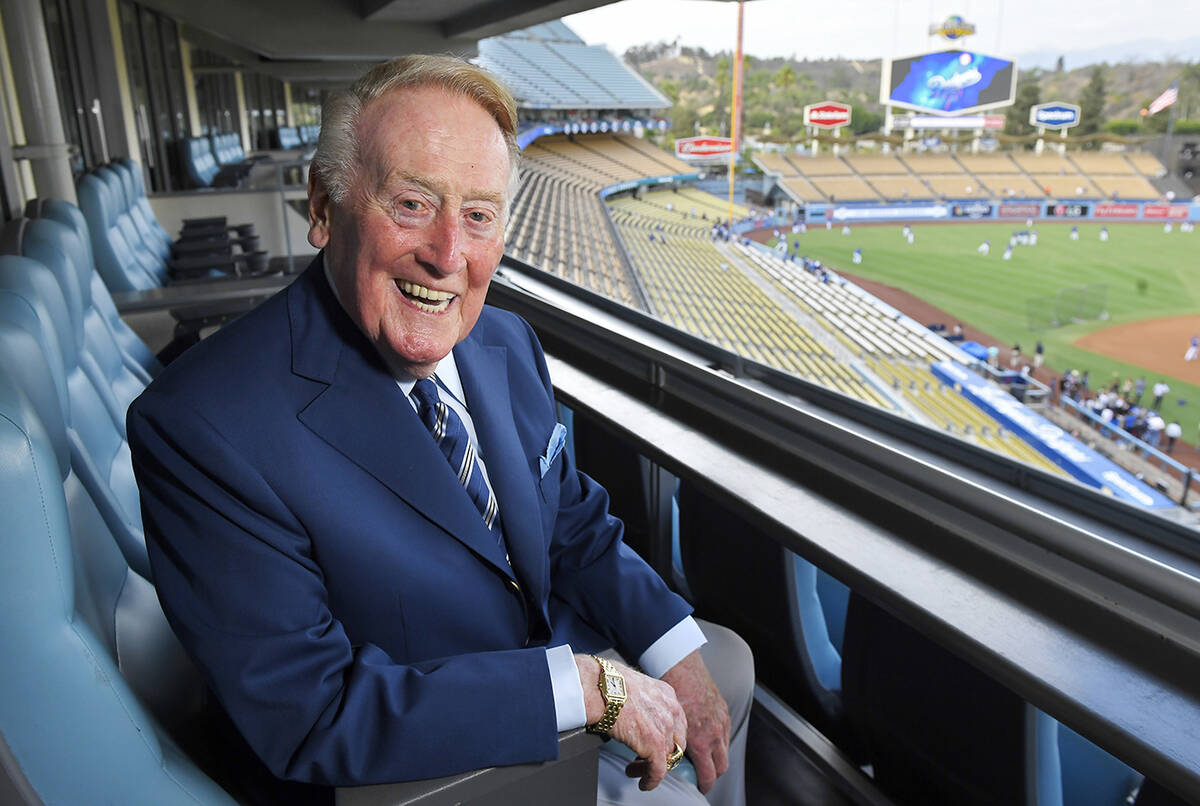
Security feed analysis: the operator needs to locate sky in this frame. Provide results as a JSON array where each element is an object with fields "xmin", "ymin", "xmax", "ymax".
[{"xmin": 563, "ymin": 0, "xmax": 1200, "ymax": 69}]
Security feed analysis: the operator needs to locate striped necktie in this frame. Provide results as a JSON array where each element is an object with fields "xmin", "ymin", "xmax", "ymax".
[{"xmin": 410, "ymin": 377, "xmax": 501, "ymax": 539}]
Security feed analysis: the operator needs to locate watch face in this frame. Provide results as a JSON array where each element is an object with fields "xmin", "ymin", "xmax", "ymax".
[{"xmin": 606, "ymin": 675, "xmax": 626, "ymax": 699}]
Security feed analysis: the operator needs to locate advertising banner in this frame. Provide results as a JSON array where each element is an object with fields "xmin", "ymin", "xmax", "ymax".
[
  {"xmin": 1093, "ymin": 202, "xmax": 1140, "ymax": 218},
  {"xmin": 929, "ymin": 362, "xmax": 1175, "ymax": 509},
  {"xmin": 1045, "ymin": 203, "xmax": 1089, "ymax": 218},
  {"xmin": 831, "ymin": 205, "xmax": 948, "ymax": 221},
  {"xmin": 1143, "ymin": 204, "xmax": 1189, "ymax": 219},
  {"xmin": 997, "ymin": 202, "xmax": 1041, "ymax": 218},
  {"xmin": 675, "ymin": 136, "xmax": 733, "ymax": 159},
  {"xmin": 804, "ymin": 102, "xmax": 852, "ymax": 129},
  {"xmin": 882, "ymin": 50, "xmax": 1017, "ymax": 116},
  {"xmin": 1030, "ymin": 102, "xmax": 1081, "ymax": 130},
  {"xmin": 951, "ymin": 201, "xmax": 993, "ymax": 218}
]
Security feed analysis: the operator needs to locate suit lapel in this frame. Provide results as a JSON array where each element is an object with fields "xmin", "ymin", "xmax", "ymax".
[
  {"xmin": 289, "ymin": 259, "xmax": 513, "ymax": 579},
  {"xmin": 455, "ymin": 335, "xmax": 549, "ymax": 615}
]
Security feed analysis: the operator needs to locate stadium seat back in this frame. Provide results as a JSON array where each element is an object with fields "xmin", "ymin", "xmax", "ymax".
[
  {"xmin": 103, "ymin": 163, "xmax": 170, "ymax": 260},
  {"xmin": 0, "ymin": 351, "xmax": 233, "ymax": 805},
  {"xmin": 27, "ymin": 196, "xmax": 163, "ymax": 378},
  {"xmin": 9, "ymin": 217, "xmax": 148, "ymax": 418},
  {"xmin": 0, "ymin": 256, "xmax": 149, "ymax": 579},
  {"xmin": 95, "ymin": 167, "xmax": 167, "ymax": 283},
  {"xmin": 113, "ymin": 157, "xmax": 174, "ymax": 247},
  {"xmin": 676, "ymin": 480, "xmax": 860, "ymax": 754},
  {"xmin": 76, "ymin": 172, "xmax": 160, "ymax": 292}
]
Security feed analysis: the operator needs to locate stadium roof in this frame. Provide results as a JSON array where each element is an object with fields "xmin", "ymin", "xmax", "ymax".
[{"xmin": 476, "ymin": 22, "xmax": 670, "ymax": 111}]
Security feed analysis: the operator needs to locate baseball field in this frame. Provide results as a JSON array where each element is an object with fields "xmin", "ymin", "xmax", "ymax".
[{"xmin": 769, "ymin": 220, "xmax": 1200, "ymax": 445}]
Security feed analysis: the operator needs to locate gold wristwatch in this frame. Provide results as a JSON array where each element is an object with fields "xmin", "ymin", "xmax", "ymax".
[{"xmin": 587, "ymin": 656, "xmax": 626, "ymax": 736}]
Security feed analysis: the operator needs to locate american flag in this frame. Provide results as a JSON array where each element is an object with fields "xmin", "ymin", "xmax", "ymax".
[{"xmin": 1147, "ymin": 81, "xmax": 1179, "ymax": 116}]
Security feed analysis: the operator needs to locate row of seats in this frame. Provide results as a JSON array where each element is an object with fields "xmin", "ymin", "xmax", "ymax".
[
  {"xmin": 273, "ymin": 125, "xmax": 319, "ymax": 150},
  {"xmin": 759, "ymin": 150, "xmax": 1167, "ymax": 202},
  {"xmin": 77, "ymin": 158, "xmax": 270, "ymax": 293},
  {"xmin": 0, "ymin": 190, "xmax": 241, "ymax": 800}
]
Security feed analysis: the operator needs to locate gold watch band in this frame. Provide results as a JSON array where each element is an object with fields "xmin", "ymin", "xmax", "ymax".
[{"xmin": 588, "ymin": 656, "xmax": 625, "ymax": 736}]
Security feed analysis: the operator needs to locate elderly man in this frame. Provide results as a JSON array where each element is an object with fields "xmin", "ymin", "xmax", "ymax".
[{"xmin": 129, "ymin": 55, "xmax": 750, "ymax": 806}]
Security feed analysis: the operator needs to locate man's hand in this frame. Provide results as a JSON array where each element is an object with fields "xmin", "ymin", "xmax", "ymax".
[
  {"xmin": 576, "ymin": 655, "xmax": 687, "ymax": 792},
  {"xmin": 661, "ymin": 651, "xmax": 730, "ymax": 794}
]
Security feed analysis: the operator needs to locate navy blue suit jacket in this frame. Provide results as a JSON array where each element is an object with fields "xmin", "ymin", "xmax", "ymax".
[{"xmin": 128, "ymin": 256, "xmax": 692, "ymax": 787}]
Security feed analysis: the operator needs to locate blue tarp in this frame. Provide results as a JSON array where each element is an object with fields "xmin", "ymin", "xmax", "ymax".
[
  {"xmin": 958, "ymin": 340, "xmax": 989, "ymax": 361},
  {"xmin": 929, "ymin": 361, "xmax": 1176, "ymax": 509}
]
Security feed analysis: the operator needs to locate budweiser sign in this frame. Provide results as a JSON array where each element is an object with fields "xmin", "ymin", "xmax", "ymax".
[
  {"xmin": 803, "ymin": 102, "xmax": 852, "ymax": 129},
  {"xmin": 675, "ymin": 136, "xmax": 733, "ymax": 158}
]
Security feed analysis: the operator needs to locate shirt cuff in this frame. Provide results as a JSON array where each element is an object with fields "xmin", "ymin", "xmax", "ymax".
[
  {"xmin": 637, "ymin": 616, "xmax": 706, "ymax": 678},
  {"xmin": 546, "ymin": 644, "xmax": 587, "ymax": 732}
]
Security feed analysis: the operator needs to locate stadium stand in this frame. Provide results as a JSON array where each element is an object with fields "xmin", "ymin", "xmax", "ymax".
[
  {"xmin": 476, "ymin": 21, "xmax": 668, "ymax": 109},
  {"xmin": 957, "ymin": 153, "xmax": 1022, "ymax": 174},
  {"xmin": 975, "ymin": 172, "xmax": 1047, "ymax": 198},
  {"xmin": 1125, "ymin": 152, "xmax": 1168, "ymax": 177},
  {"xmin": 809, "ymin": 176, "xmax": 881, "ymax": 202},
  {"xmin": 843, "ymin": 154, "xmax": 907, "ymax": 175}
]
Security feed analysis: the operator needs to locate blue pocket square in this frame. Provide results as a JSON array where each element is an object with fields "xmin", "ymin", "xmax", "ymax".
[{"xmin": 539, "ymin": 423, "xmax": 567, "ymax": 478}]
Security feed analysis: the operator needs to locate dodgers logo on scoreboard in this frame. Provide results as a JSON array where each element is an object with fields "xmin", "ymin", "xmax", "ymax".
[
  {"xmin": 881, "ymin": 49, "xmax": 1017, "ymax": 116},
  {"xmin": 1030, "ymin": 102, "xmax": 1081, "ymax": 130},
  {"xmin": 803, "ymin": 102, "xmax": 852, "ymax": 129}
]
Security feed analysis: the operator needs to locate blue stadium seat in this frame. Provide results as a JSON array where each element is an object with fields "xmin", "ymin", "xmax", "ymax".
[
  {"xmin": 183, "ymin": 135, "xmax": 224, "ymax": 188},
  {"xmin": 3, "ymin": 217, "xmax": 148, "ymax": 419},
  {"xmin": 841, "ymin": 593, "xmax": 1144, "ymax": 806},
  {"xmin": 0, "ymin": 256, "xmax": 151, "ymax": 579},
  {"xmin": 675, "ymin": 481, "xmax": 862, "ymax": 756},
  {"xmin": 0, "ymin": 289, "xmax": 235, "ymax": 803},
  {"xmin": 274, "ymin": 126, "xmax": 302, "ymax": 150},
  {"xmin": 26, "ymin": 196, "xmax": 164, "ymax": 377},
  {"xmin": 77, "ymin": 171, "xmax": 164, "ymax": 292}
]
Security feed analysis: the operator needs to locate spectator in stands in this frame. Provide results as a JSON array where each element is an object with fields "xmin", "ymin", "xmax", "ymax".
[
  {"xmin": 1185, "ymin": 335, "xmax": 1198, "ymax": 362},
  {"xmin": 129, "ymin": 55, "xmax": 750, "ymax": 806},
  {"xmin": 1010, "ymin": 343, "xmax": 1021, "ymax": 368},
  {"xmin": 1144, "ymin": 412, "xmax": 1166, "ymax": 455},
  {"xmin": 1166, "ymin": 421, "xmax": 1183, "ymax": 453},
  {"xmin": 1153, "ymin": 380, "xmax": 1170, "ymax": 410},
  {"xmin": 1034, "ymin": 340, "xmax": 1044, "ymax": 369}
]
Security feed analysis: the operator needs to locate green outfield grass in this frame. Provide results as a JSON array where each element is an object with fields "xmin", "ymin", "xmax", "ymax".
[{"xmin": 769, "ymin": 221, "xmax": 1200, "ymax": 446}]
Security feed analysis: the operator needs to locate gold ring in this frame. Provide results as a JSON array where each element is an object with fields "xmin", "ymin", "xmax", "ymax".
[{"xmin": 666, "ymin": 742, "xmax": 685, "ymax": 771}]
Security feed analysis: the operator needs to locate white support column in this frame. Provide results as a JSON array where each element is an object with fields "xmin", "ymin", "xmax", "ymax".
[{"xmin": 0, "ymin": 0, "xmax": 76, "ymax": 202}]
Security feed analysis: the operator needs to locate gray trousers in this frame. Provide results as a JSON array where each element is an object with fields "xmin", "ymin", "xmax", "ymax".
[{"xmin": 597, "ymin": 620, "xmax": 753, "ymax": 806}]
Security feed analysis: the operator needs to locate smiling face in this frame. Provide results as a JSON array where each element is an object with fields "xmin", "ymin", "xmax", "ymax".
[{"xmin": 307, "ymin": 85, "xmax": 511, "ymax": 378}]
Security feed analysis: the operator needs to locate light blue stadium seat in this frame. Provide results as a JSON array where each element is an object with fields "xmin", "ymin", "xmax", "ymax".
[
  {"xmin": 0, "ymin": 311, "xmax": 236, "ymax": 803},
  {"xmin": 77, "ymin": 171, "xmax": 163, "ymax": 292},
  {"xmin": 275, "ymin": 125, "xmax": 301, "ymax": 150},
  {"xmin": 184, "ymin": 136, "xmax": 222, "ymax": 187},
  {"xmin": 99, "ymin": 163, "xmax": 171, "ymax": 261},
  {"xmin": 0, "ymin": 256, "xmax": 150, "ymax": 579},
  {"xmin": 93, "ymin": 166, "xmax": 169, "ymax": 282},
  {"xmin": 27, "ymin": 196, "xmax": 163, "ymax": 377},
  {"xmin": 5, "ymin": 217, "xmax": 148, "ymax": 420},
  {"xmin": 113, "ymin": 156, "xmax": 176, "ymax": 251}
]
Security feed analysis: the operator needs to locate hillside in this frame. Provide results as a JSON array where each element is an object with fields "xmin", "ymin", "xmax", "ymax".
[{"xmin": 625, "ymin": 43, "xmax": 1198, "ymax": 140}]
